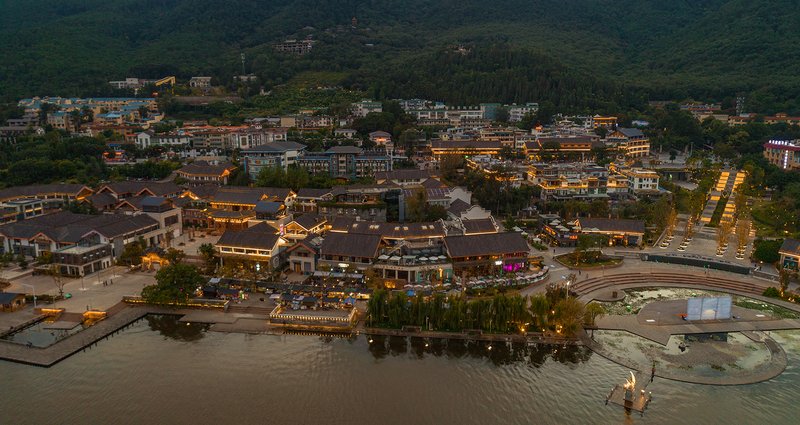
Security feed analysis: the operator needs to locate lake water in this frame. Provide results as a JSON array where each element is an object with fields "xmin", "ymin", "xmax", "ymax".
[
  {"xmin": 1, "ymin": 319, "xmax": 85, "ymax": 348},
  {"xmin": 1, "ymin": 315, "xmax": 798, "ymax": 425}
]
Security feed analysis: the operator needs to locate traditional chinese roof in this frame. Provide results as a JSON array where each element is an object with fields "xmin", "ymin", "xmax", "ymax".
[
  {"xmin": 0, "ymin": 292, "xmax": 25, "ymax": 304},
  {"xmin": 291, "ymin": 213, "xmax": 326, "ymax": 231},
  {"xmin": 462, "ymin": 218, "xmax": 498, "ymax": 234},
  {"xmin": 216, "ymin": 222, "xmax": 282, "ymax": 251},
  {"xmin": 447, "ymin": 199, "xmax": 471, "ymax": 216},
  {"xmin": 0, "ymin": 211, "xmax": 158, "ymax": 242},
  {"xmin": 97, "ymin": 181, "xmax": 182, "ymax": 198},
  {"xmin": 444, "ymin": 232, "xmax": 529, "ymax": 258},
  {"xmin": 330, "ymin": 220, "xmax": 445, "ymax": 239},
  {"xmin": 615, "ymin": 127, "xmax": 645, "ymax": 138},
  {"xmin": 0, "ymin": 183, "xmax": 91, "ymax": 202},
  {"xmin": 320, "ymin": 232, "xmax": 382, "ymax": 258},
  {"xmin": 576, "ymin": 218, "xmax": 645, "ymax": 234},
  {"xmin": 211, "ymin": 187, "xmax": 293, "ymax": 205},
  {"xmin": 295, "ymin": 188, "xmax": 332, "ymax": 199},
  {"xmin": 85, "ymin": 192, "xmax": 118, "ymax": 209},
  {"xmin": 779, "ymin": 238, "xmax": 800, "ymax": 256},
  {"xmin": 374, "ymin": 169, "xmax": 432, "ymax": 182},
  {"xmin": 182, "ymin": 184, "xmax": 220, "ymax": 200},
  {"xmin": 177, "ymin": 161, "xmax": 236, "ymax": 177}
]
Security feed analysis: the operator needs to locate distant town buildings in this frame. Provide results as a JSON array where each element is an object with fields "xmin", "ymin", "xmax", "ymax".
[
  {"xmin": 592, "ymin": 115, "xmax": 618, "ymax": 129},
  {"xmin": 241, "ymin": 142, "xmax": 307, "ymax": 178},
  {"xmin": 296, "ymin": 146, "xmax": 391, "ymax": 179},
  {"xmin": 763, "ymin": 139, "xmax": 800, "ymax": 170},
  {"xmin": 606, "ymin": 128, "xmax": 651, "ymax": 158},
  {"xmin": 507, "ymin": 103, "xmax": 539, "ymax": 122},
  {"xmin": 351, "ymin": 100, "xmax": 383, "ymax": 117},
  {"xmin": 189, "ymin": 76, "xmax": 213, "ymax": 88},
  {"xmin": 177, "ymin": 161, "xmax": 237, "ymax": 185},
  {"xmin": 273, "ymin": 39, "xmax": 316, "ymax": 54}
]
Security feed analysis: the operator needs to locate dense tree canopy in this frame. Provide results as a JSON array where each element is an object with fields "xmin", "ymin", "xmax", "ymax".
[
  {"xmin": 141, "ymin": 263, "xmax": 206, "ymax": 304},
  {"xmin": 3, "ymin": 1, "xmax": 800, "ymax": 112}
]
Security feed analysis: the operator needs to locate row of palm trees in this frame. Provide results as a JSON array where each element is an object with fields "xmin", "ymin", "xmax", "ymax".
[{"xmin": 366, "ymin": 288, "xmax": 605, "ymax": 336}]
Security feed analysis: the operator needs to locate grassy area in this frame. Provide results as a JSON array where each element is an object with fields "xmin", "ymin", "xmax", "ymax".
[
  {"xmin": 750, "ymin": 199, "xmax": 790, "ymax": 238},
  {"xmin": 286, "ymin": 71, "xmax": 349, "ymax": 88},
  {"xmin": 733, "ymin": 298, "xmax": 800, "ymax": 319},
  {"xmin": 555, "ymin": 253, "xmax": 623, "ymax": 268},
  {"xmin": 706, "ymin": 195, "xmax": 729, "ymax": 228}
]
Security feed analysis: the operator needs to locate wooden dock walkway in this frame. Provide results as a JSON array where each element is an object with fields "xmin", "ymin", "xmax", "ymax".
[{"xmin": 0, "ymin": 304, "xmax": 172, "ymax": 367}]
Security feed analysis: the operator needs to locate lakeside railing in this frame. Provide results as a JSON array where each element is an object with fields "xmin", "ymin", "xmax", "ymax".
[
  {"xmin": 269, "ymin": 305, "xmax": 357, "ymax": 323},
  {"xmin": 122, "ymin": 296, "xmax": 229, "ymax": 310}
]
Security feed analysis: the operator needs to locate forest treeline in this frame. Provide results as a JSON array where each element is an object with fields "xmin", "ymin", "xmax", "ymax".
[{"xmin": 2, "ymin": 1, "xmax": 800, "ymax": 112}]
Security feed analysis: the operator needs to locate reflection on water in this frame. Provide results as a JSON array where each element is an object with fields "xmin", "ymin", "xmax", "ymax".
[
  {"xmin": 145, "ymin": 314, "xmax": 209, "ymax": 342},
  {"xmin": 367, "ymin": 335, "xmax": 594, "ymax": 366},
  {"xmin": 0, "ymin": 320, "xmax": 84, "ymax": 347},
  {"xmin": 0, "ymin": 317, "xmax": 798, "ymax": 425}
]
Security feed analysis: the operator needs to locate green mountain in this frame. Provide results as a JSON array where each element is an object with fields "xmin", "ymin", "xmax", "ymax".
[{"xmin": 2, "ymin": 0, "xmax": 799, "ymax": 112}]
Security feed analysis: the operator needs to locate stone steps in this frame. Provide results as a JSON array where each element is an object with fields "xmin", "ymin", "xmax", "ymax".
[{"xmin": 572, "ymin": 273, "xmax": 761, "ymax": 297}]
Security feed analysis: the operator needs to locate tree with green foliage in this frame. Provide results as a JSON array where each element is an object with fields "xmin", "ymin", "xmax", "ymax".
[
  {"xmin": 164, "ymin": 248, "xmax": 186, "ymax": 264},
  {"xmin": 495, "ymin": 107, "xmax": 509, "ymax": 123},
  {"xmin": 141, "ymin": 263, "xmax": 205, "ymax": 305},
  {"xmin": 16, "ymin": 254, "xmax": 28, "ymax": 270},
  {"xmin": 584, "ymin": 302, "xmax": 605, "ymax": 327},
  {"xmin": 779, "ymin": 268, "xmax": 792, "ymax": 296},
  {"xmin": 115, "ymin": 160, "xmax": 180, "ymax": 180},
  {"xmin": 573, "ymin": 234, "xmax": 605, "ymax": 265},
  {"xmin": 528, "ymin": 294, "xmax": 551, "ymax": 332},
  {"xmin": 404, "ymin": 188, "xmax": 448, "ymax": 222},
  {"xmin": 517, "ymin": 111, "xmax": 537, "ymax": 131},
  {"xmin": 535, "ymin": 101, "xmax": 556, "ymax": 125},
  {"xmin": 120, "ymin": 239, "xmax": 145, "ymax": 266},
  {"xmin": 198, "ymin": 243, "xmax": 218, "ymax": 275},
  {"xmin": 752, "ymin": 239, "xmax": 783, "ymax": 264},
  {"xmin": 553, "ymin": 296, "xmax": 585, "ymax": 336}
]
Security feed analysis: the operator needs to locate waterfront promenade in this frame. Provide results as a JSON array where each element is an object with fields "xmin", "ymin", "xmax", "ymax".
[
  {"xmin": 0, "ymin": 303, "xmax": 158, "ymax": 367},
  {"xmin": 570, "ymin": 269, "xmax": 800, "ymax": 385}
]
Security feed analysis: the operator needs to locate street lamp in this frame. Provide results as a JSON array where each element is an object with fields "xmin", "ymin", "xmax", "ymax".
[
  {"xmin": 495, "ymin": 259, "xmax": 503, "ymax": 276},
  {"xmin": 22, "ymin": 283, "xmax": 36, "ymax": 309}
]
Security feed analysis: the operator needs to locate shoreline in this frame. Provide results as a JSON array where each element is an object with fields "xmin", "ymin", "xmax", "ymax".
[{"xmin": 0, "ymin": 302, "xmax": 581, "ymax": 367}]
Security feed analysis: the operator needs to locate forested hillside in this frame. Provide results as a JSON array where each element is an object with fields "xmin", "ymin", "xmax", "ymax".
[{"xmin": 2, "ymin": 0, "xmax": 799, "ymax": 112}]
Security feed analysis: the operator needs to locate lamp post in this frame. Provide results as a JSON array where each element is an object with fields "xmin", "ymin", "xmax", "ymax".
[
  {"xmin": 22, "ymin": 283, "xmax": 36, "ymax": 309},
  {"xmin": 495, "ymin": 259, "xmax": 503, "ymax": 277}
]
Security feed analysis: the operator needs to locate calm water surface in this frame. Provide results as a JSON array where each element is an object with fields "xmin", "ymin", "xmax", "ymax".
[{"xmin": 1, "ymin": 316, "xmax": 798, "ymax": 425}]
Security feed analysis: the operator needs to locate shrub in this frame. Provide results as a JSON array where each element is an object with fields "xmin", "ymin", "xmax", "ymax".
[{"xmin": 763, "ymin": 287, "xmax": 781, "ymax": 298}]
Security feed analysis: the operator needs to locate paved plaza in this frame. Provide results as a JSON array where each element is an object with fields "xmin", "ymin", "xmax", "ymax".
[{"xmin": 5, "ymin": 267, "xmax": 155, "ymax": 314}]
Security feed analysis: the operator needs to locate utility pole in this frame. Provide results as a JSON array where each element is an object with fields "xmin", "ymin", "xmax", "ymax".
[{"xmin": 240, "ymin": 53, "xmax": 246, "ymax": 76}]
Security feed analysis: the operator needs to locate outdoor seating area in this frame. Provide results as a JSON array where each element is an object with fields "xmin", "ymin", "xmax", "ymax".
[
  {"xmin": 456, "ymin": 266, "xmax": 549, "ymax": 290},
  {"xmin": 376, "ymin": 254, "xmax": 449, "ymax": 266}
]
